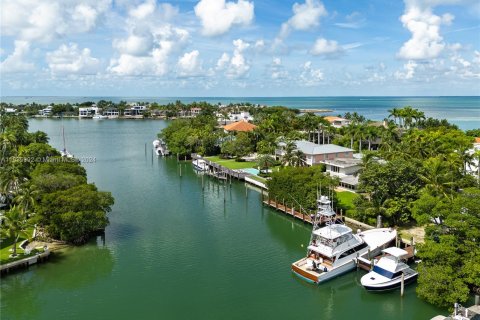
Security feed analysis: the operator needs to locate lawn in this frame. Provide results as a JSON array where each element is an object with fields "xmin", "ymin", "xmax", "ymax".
[
  {"xmin": 336, "ymin": 191, "xmax": 359, "ymax": 213},
  {"xmin": 205, "ymin": 156, "xmax": 257, "ymax": 170},
  {"xmin": 247, "ymin": 175, "xmax": 267, "ymax": 184},
  {"xmin": 0, "ymin": 227, "xmax": 35, "ymax": 264}
]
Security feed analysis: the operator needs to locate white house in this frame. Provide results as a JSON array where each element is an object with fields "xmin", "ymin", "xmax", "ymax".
[
  {"xmin": 324, "ymin": 116, "xmax": 351, "ymax": 128},
  {"xmin": 39, "ymin": 106, "xmax": 53, "ymax": 116},
  {"xmin": 104, "ymin": 109, "xmax": 120, "ymax": 118},
  {"xmin": 79, "ymin": 106, "xmax": 100, "ymax": 118},
  {"xmin": 5, "ymin": 108, "xmax": 16, "ymax": 114},
  {"xmin": 277, "ymin": 140, "xmax": 355, "ymax": 166},
  {"xmin": 124, "ymin": 105, "xmax": 146, "ymax": 117},
  {"xmin": 323, "ymin": 158, "xmax": 362, "ymax": 191},
  {"xmin": 229, "ymin": 111, "xmax": 253, "ymax": 122}
]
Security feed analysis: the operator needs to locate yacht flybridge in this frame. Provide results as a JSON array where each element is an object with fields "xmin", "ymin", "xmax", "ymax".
[
  {"xmin": 360, "ymin": 247, "xmax": 418, "ymax": 291},
  {"xmin": 291, "ymin": 195, "xmax": 396, "ymax": 284}
]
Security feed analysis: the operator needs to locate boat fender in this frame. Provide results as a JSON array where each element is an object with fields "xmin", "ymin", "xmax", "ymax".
[{"xmin": 323, "ymin": 266, "xmax": 328, "ymax": 272}]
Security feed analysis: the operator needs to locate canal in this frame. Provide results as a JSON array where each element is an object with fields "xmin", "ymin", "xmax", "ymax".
[{"xmin": 1, "ymin": 119, "xmax": 444, "ymax": 319}]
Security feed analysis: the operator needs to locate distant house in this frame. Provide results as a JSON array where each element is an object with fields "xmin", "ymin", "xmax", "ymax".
[
  {"xmin": 190, "ymin": 107, "xmax": 202, "ymax": 116},
  {"xmin": 466, "ymin": 138, "xmax": 480, "ymax": 178},
  {"xmin": 277, "ymin": 140, "xmax": 354, "ymax": 166},
  {"xmin": 229, "ymin": 111, "xmax": 253, "ymax": 122},
  {"xmin": 104, "ymin": 109, "xmax": 120, "ymax": 118},
  {"xmin": 223, "ymin": 120, "xmax": 257, "ymax": 133},
  {"xmin": 323, "ymin": 157, "xmax": 362, "ymax": 191},
  {"xmin": 5, "ymin": 108, "xmax": 16, "ymax": 114},
  {"xmin": 79, "ymin": 106, "xmax": 100, "ymax": 118},
  {"xmin": 39, "ymin": 106, "xmax": 53, "ymax": 116},
  {"xmin": 324, "ymin": 116, "xmax": 351, "ymax": 128},
  {"xmin": 474, "ymin": 137, "xmax": 480, "ymax": 150},
  {"xmin": 124, "ymin": 105, "xmax": 146, "ymax": 117}
]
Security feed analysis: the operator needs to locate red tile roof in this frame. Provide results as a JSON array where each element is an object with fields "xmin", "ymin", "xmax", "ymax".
[{"xmin": 223, "ymin": 120, "xmax": 257, "ymax": 132}]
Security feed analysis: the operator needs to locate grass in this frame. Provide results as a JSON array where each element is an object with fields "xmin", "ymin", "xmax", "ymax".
[
  {"xmin": 336, "ymin": 191, "xmax": 359, "ymax": 213},
  {"xmin": 205, "ymin": 156, "xmax": 257, "ymax": 170},
  {"xmin": 247, "ymin": 175, "xmax": 267, "ymax": 184},
  {"xmin": 0, "ymin": 227, "xmax": 35, "ymax": 264}
]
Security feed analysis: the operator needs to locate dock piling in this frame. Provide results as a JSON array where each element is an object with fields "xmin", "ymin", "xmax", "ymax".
[{"xmin": 400, "ymin": 272, "xmax": 405, "ymax": 297}]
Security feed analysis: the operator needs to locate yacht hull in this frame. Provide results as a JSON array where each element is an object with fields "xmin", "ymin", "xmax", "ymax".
[{"xmin": 362, "ymin": 273, "xmax": 418, "ymax": 291}]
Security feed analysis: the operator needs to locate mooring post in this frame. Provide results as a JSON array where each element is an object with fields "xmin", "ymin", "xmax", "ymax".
[
  {"xmin": 179, "ymin": 164, "xmax": 182, "ymax": 177},
  {"xmin": 400, "ymin": 273, "xmax": 405, "ymax": 297},
  {"xmin": 145, "ymin": 143, "xmax": 147, "ymax": 156},
  {"xmin": 475, "ymin": 294, "xmax": 479, "ymax": 306},
  {"xmin": 377, "ymin": 215, "xmax": 382, "ymax": 228}
]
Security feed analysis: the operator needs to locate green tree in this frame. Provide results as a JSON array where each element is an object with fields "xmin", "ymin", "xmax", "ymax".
[{"xmin": 0, "ymin": 206, "xmax": 31, "ymax": 257}]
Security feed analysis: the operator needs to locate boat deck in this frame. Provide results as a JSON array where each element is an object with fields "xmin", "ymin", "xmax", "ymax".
[
  {"xmin": 356, "ymin": 246, "xmax": 415, "ymax": 271},
  {"xmin": 291, "ymin": 258, "xmax": 331, "ymax": 283}
]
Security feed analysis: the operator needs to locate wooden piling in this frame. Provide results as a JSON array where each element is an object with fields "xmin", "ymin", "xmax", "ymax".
[{"xmin": 400, "ymin": 273, "xmax": 405, "ymax": 297}]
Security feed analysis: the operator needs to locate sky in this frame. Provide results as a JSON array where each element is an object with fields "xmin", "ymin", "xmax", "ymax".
[{"xmin": 0, "ymin": 0, "xmax": 479, "ymax": 97}]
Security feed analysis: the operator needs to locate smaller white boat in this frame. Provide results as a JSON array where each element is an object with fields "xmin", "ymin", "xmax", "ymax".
[
  {"xmin": 192, "ymin": 159, "xmax": 208, "ymax": 171},
  {"xmin": 93, "ymin": 114, "xmax": 108, "ymax": 120},
  {"xmin": 153, "ymin": 139, "xmax": 169, "ymax": 156},
  {"xmin": 360, "ymin": 247, "xmax": 418, "ymax": 291}
]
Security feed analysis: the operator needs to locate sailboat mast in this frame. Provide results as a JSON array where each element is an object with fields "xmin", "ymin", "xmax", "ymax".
[{"xmin": 62, "ymin": 126, "xmax": 66, "ymax": 151}]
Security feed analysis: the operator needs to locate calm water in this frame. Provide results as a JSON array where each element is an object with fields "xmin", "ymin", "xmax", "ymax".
[
  {"xmin": 1, "ymin": 119, "xmax": 445, "ymax": 319},
  {"xmin": 2, "ymin": 96, "xmax": 480, "ymax": 130}
]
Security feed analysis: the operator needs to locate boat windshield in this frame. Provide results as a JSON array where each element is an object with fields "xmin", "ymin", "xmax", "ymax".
[{"xmin": 372, "ymin": 265, "xmax": 395, "ymax": 279}]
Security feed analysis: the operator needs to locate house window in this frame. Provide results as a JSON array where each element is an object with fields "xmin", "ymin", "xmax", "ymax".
[{"xmin": 331, "ymin": 166, "xmax": 340, "ymax": 173}]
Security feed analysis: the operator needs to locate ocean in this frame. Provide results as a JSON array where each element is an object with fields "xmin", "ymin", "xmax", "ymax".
[{"xmin": 2, "ymin": 96, "xmax": 479, "ymax": 130}]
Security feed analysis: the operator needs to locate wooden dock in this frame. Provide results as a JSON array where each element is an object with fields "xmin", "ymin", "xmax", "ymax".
[
  {"xmin": 356, "ymin": 245, "xmax": 415, "ymax": 271},
  {"xmin": 263, "ymin": 198, "xmax": 313, "ymax": 223},
  {"xmin": 191, "ymin": 154, "xmax": 248, "ymax": 181}
]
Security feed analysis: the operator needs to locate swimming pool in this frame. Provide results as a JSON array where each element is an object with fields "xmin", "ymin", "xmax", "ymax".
[{"xmin": 241, "ymin": 168, "xmax": 259, "ymax": 175}]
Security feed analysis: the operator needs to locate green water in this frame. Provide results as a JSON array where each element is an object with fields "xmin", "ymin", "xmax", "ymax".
[{"xmin": 1, "ymin": 119, "xmax": 444, "ymax": 320}]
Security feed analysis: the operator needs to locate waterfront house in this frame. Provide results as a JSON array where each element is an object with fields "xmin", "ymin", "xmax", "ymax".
[
  {"xmin": 190, "ymin": 107, "xmax": 202, "ymax": 117},
  {"xmin": 5, "ymin": 108, "xmax": 16, "ymax": 114},
  {"xmin": 124, "ymin": 105, "xmax": 146, "ymax": 117},
  {"xmin": 277, "ymin": 140, "xmax": 355, "ymax": 166},
  {"xmin": 324, "ymin": 116, "xmax": 351, "ymax": 128},
  {"xmin": 39, "ymin": 106, "xmax": 53, "ymax": 116},
  {"xmin": 223, "ymin": 120, "xmax": 257, "ymax": 133},
  {"xmin": 104, "ymin": 109, "xmax": 120, "ymax": 118},
  {"xmin": 323, "ymin": 158, "xmax": 362, "ymax": 191},
  {"xmin": 79, "ymin": 106, "xmax": 100, "ymax": 118}
]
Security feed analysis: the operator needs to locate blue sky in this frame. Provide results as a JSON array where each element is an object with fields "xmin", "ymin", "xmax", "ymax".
[{"xmin": 1, "ymin": 0, "xmax": 479, "ymax": 96}]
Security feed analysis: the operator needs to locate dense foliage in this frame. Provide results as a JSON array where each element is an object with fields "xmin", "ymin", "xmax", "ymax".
[
  {"xmin": 0, "ymin": 109, "xmax": 114, "ymax": 244},
  {"xmin": 266, "ymin": 166, "xmax": 338, "ymax": 212}
]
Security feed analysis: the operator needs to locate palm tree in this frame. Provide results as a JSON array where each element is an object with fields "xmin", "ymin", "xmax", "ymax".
[
  {"xmin": 257, "ymin": 154, "xmax": 276, "ymax": 174},
  {"xmin": 419, "ymin": 157, "xmax": 453, "ymax": 199},
  {"xmin": 0, "ymin": 206, "xmax": 31, "ymax": 257},
  {"xmin": 292, "ymin": 150, "xmax": 306, "ymax": 167},
  {"xmin": 14, "ymin": 184, "xmax": 38, "ymax": 217},
  {"xmin": 388, "ymin": 108, "xmax": 399, "ymax": 126},
  {"xmin": 280, "ymin": 141, "xmax": 296, "ymax": 167}
]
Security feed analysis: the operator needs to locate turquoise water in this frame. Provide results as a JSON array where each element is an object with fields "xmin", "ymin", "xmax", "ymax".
[
  {"xmin": 242, "ymin": 168, "xmax": 260, "ymax": 175},
  {"xmin": 1, "ymin": 119, "xmax": 446, "ymax": 319},
  {"xmin": 2, "ymin": 96, "xmax": 479, "ymax": 130}
]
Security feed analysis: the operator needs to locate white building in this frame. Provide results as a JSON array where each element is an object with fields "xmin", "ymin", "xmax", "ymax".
[
  {"xmin": 323, "ymin": 158, "xmax": 362, "ymax": 191},
  {"xmin": 277, "ymin": 141, "xmax": 355, "ymax": 166},
  {"xmin": 324, "ymin": 116, "xmax": 351, "ymax": 128},
  {"xmin": 79, "ymin": 106, "xmax": 100, "ymax": 118},
  {"xmin": 229, "ymin": 111, "xmax": 253, "ymax": 122},
  {"xmin": 5, "ymin": 108, "xmax": 16, "ymax": 114},
  {"xmin": 39, "ymin": 106, "xmax": 53, "ymax": 116},
  {"xmin": 124, "ymin": 105, "xmax": 146, "ymax": 117},
  {"xmin": 104, "ymin": 109, "xmax": 120, "ymax": 118}
]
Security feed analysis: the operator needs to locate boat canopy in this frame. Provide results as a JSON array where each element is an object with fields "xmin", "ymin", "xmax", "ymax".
[
  {"xmin": 313, "ymin": 224, "xmax": 352, "ymax": 240},
  {"xmin": 382, "ymin": 247, "xmax": 408, "ymax": 258}
]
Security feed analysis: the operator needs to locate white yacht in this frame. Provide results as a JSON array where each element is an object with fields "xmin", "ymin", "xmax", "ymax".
[
  {"xmin": 360, "ymin": 247, "xmax": 418, "ymax": 291},
  {"xmin": 60, "ymin": 126, "xmax": 74, "ymax": 158},
  {"xmin": 192, "ymin": 159, "xmax": 208, "ymax": 171},
  {"xmin": 153, "ymin": 139, "xmax": 169, "ymax": 156},
  {"xmin": 93, "ymin": 114, "xmax": 108, "ymax": 120},
  {"xmin": 292, "ymin": 204, "xmax": 396, "ymax": 284}
]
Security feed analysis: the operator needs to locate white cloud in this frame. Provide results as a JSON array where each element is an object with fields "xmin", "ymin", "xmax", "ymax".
[
  {"xmin": 394, "ymin": 60, "xmax": 418, "ymax": 79},
  {"xmin": 0, "ymin": 41, "xmax": 35, "ymax": 73},
  {"xmin": 46, "ymin": 43, "xmax": 100, "ymax": 75},
  {"xmin": 277, "ymin": 0, "xmax": 327, "ymax": 42},
  {"xmin": 0, "ymin": 0, "xmax": 111, "ymax": 43},
  {"xmin": 216, "ymin": 53, "xmax": 230, "ymax": 70},
  {"xmin": 397, "ymin": 0, "xmax": 456, "ymax": 60},
  {"xmin": 109, "ymin": 2, "xmax": 189, "ymax": 77},
  {"xmin": 113, "ymin": 34, "xmax": 153, "ymax": 56},
  {"xmin": 216, "ymin": 39, "xmax": 250, "ymax": 78},
  {"xmin": 177, "ymin": 50, "xmax": 203, "ymax": 77},
  {"xmin": 270, "ymin": 57, "xmax": 288, "ymax": 80},
  {"xmin": 334, "ymin": 12, "xmax": 366, "ymax": 29},
  {"xmin": 300, "ymin": 61, "xmax": 324, "ymax": 86},
  {"xmin": 194, "ymin": 0, "xmax": 254, "ymax": 36},
  {"xmin": 311, "ymin": 38, "xmax": 343, "ymax": 57}
]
